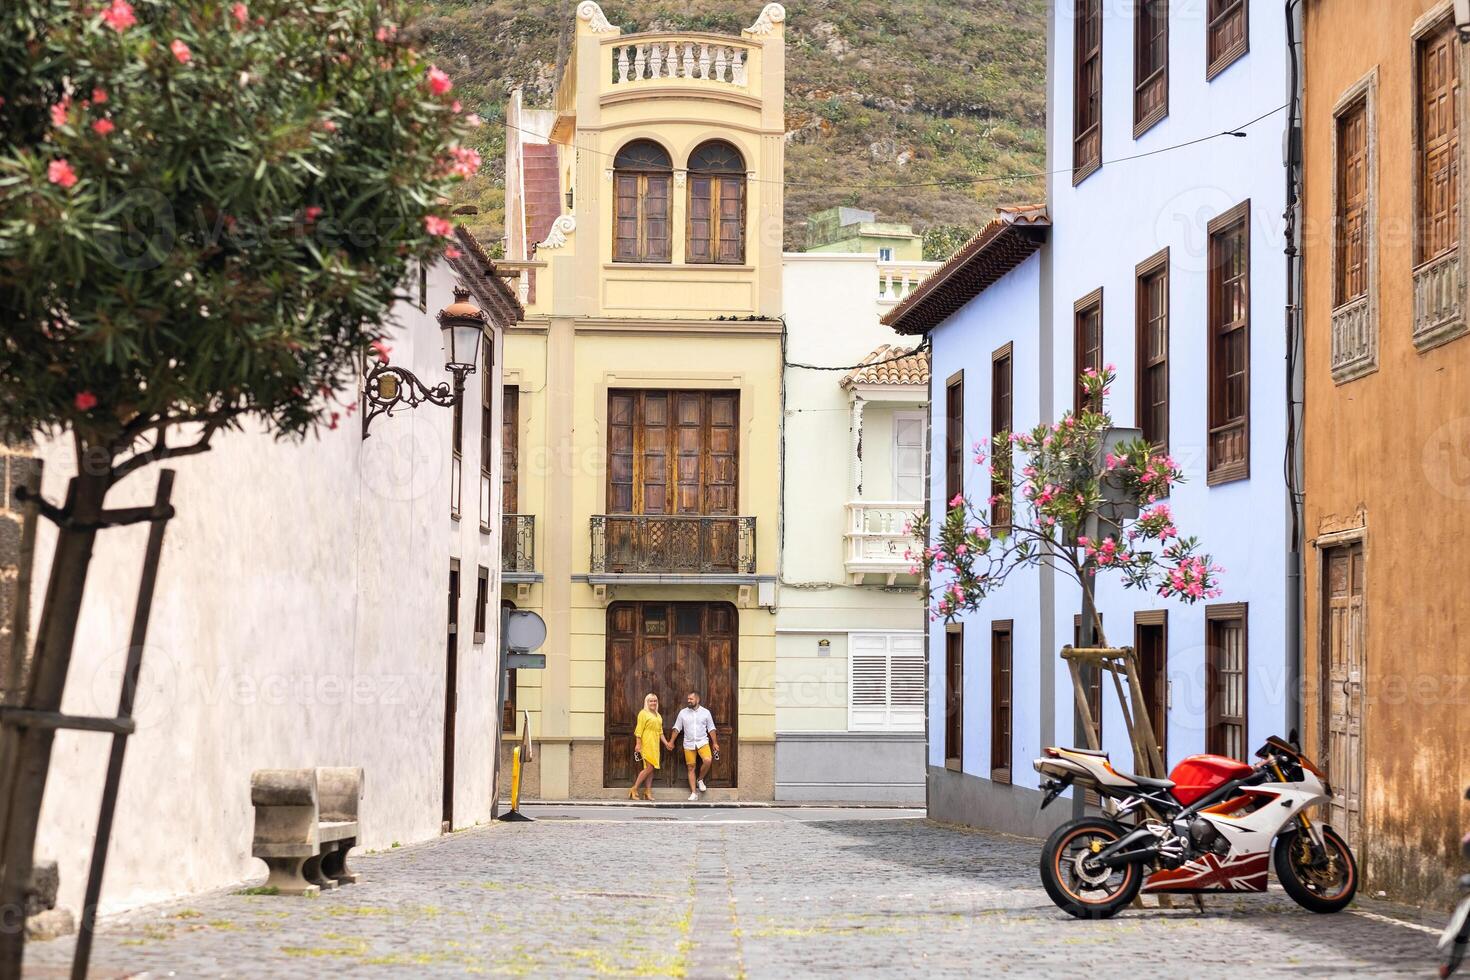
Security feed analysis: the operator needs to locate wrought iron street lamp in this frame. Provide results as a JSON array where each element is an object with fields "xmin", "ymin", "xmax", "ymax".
[{"xmin": 362, "ymin": 284, "xmax": 486, "ymax": 437}]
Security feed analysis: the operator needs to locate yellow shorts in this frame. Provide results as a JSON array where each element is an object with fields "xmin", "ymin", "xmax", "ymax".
[{"xmin": 683, "ymin": 744, "xmax": 712, "ymax": 765}]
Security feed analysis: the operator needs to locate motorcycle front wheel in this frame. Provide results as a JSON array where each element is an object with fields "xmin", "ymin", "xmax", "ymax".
[
  {"xmin": 1040, "ymin": 817, "xmax": 1143, "ymax": 919},
  {"xmin": 1274, "ymin": 825, "xmax": 1357, "ymax": 913}
]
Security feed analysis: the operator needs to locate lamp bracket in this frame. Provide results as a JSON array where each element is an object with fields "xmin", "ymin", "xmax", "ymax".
[{"xmin": 361, "ymin": 360, "xmax": 467, "ymax": 438}]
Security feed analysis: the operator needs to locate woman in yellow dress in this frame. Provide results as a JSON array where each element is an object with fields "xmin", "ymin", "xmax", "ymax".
[{"xmin": 630, "ymin": 693, "xmax": 672, "ymax": 801}]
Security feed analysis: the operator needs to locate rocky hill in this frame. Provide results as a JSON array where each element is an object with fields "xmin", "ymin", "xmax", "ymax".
[{"xmin": 413, "ymin": 0, "xmax": 1047, "ymax": 256}]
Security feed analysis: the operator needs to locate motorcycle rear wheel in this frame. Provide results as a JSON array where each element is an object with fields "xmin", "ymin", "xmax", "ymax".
[
  {"xmin": 1040, "ymin": 817, "xmax": 1143, "ymax": 919},
  {"xmin": 1274, "ymin": 826, "xmax": 1357, "ymax": 913}
]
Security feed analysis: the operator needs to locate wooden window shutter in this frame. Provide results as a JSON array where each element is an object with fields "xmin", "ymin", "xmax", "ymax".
[
  {"xmin": 1418, "ymin": 19, "xmax": 1460, "ymax": 264},
  {"xmin": 608, "ymin": 392, "xmax": 636, "ymax": 513},
  {"xmin": 614, "ymin": 174, "xmax": 640, "ymax": 262},
  {"xmin": 642, "ymin": 174, "xmax": 671, "ymax": 261},
  {"xmin": 688, "ymin": 175, "xmax": 713, "ymax": 264},
  {"xmin": 501, "ymin": 387, "xmax": 519, "ymax": 513},
  {"xmin": 945, "ymin": 375, "xmax": 964, "ymax": 503},
  {"xmin": 1335, "ymin": 102, "xmax": 1368, "ymax": 306},
  {"xmin": 716, "ymin": 177, "xmax": 745, "ymax": 263}
]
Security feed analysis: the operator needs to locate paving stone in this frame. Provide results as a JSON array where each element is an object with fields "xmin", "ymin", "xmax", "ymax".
[{"xmin": 20, "ymin": 813, "xmax": 1439, "ymax": 977}]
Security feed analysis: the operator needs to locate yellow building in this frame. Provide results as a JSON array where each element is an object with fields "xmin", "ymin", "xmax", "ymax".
[{"xmin": 496, "ymin": 1, "xmax": 787, "ymax": 799}]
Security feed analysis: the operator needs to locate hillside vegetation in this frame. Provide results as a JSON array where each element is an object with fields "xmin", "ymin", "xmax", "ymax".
[{"xmin": 411, "ymin": 0, "xmax": 1047, "ymax": 254}]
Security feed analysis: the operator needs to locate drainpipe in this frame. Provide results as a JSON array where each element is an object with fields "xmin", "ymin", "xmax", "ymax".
[{"xmin": 1283, "ymin": 0, "xmax": 1306, "ymax": 738}]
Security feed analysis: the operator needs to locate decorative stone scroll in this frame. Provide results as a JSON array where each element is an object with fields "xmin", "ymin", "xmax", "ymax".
[
  {"xmin": 537, "ymin": 214, "xmax": 577, "ymax": 250},
  {"xmin": 745, "ymin": 2, "xmax": 786, "ymax": 36},
  {"xmin": 577, "ymin": 1, "xmax": 617, "ymax": 33}
]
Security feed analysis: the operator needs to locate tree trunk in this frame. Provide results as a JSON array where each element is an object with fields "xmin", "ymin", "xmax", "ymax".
[{"xmin": 0, "ymin": 462, "xmax": 111, "ymax": 974}]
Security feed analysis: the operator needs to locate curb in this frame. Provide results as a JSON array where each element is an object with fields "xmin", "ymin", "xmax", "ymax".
[{"xmin": 511, "ymin": 800, "xmax": 927, "ymax": 810}]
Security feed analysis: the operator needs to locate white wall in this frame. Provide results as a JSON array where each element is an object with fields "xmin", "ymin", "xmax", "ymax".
[{"xmin": 28, "ymin": 260, "xmax": 506, "ymax": 916}]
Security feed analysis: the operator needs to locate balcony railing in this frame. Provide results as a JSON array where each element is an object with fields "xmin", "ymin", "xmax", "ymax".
[
  {"xmin": 590, "ymin": 515, "xmax": 756, "ymax": 575},
  {"xmin": 502, "ymin": 514, "xmax": 536, "ymax": 574},
  {"xmin": 877, "ymin": 262, "xmax": 939, "ymax": 305},
  {"xmin": 844, "ymin": 501, "xmax": 923, "ymax": 586},
  {"xmin": 609, "ymin": 35, "xmax": 755, "ymax": 88}
]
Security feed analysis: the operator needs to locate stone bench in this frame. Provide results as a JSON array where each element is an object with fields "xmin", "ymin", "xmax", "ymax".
[{"xmin": 250, "ymin": 767, "xmax": 362, "ymax": 896}]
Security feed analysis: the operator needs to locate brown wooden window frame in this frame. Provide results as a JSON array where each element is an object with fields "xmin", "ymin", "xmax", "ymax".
[
  {"xmin": 945, "ymin": 625, "xmax": 964, "ymax": 770},
  {"xmin": 1206, "ymin": 201, "xmax": 1250, "ymax": 486},
  {"xmin": 479, "ymin": 345, "xmax": 497, "ymax": 533},
  {"xmin": 1205, "ymin": 0, "xmax": 1247, "ymax": 81},
  {"xmin": 1074, "ymin": 288, "xmax": 1103, "ymax": 415},
  {"xmin": 686, "ymin": 140, "xmax": 747, "ymax": 266},
  {"xmin": 1133, "ymin": 0, "xmax": 1168, "ymax": 137},
  {"xmin": 1073, "ymin": 0, "xmax": 1103, "ymax": 184},
  {"xmin": 990, "ymin": 620, "xmax": 1013, "ymax": 784},
  {"xmin": 990, "ymin": 344, "xmax": 1013, "ymax": 533},
  {"xmin": 1073, "ymin": 614, "xmax": 1104, "ymax": 748},
  {"xmin": 1415, "ymin": 15, "xmax": 1460, "ymax": 268},
  {"xmin": 502, "ymin": 599, "xmax": 518, "ymax": 732},
  {"xmin": 1133, "ymin": 609, "xmax": 1168, "ymax": 772},
  {"xmin": 1135, "ymin": 249, "xmax": 1170, "ymax": 455},
  {"xmin": 606, "ymin": 389, "xmax": 740, "ymax": 517},
  {"xmin": 1205, "ymin": 602, "xmax": 1248, "ymax": 760},
  {"xmin": 473, "ymin": 565, "xmax": 489, "ymax": 644},
  {"xmin": 945, "ymin": 372, "xmax": 964, "ymax": 506},
  {"xmin": 612, "ymin": 139, "xmax": 673, "ymax": 264},
  {"xmin": 502, "ymin": 386, "xmax": 519, "ymax": 515},
  {"xmin": 1334, "ymin": 96, "xmax": 1370, "ymax": 308}
]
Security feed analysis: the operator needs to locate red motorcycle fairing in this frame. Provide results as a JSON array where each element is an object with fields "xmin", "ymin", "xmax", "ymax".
[
  {"xmin": 1143, "ymin": 852, "xmax": 1270, "ymax": 893},
  {"xmin": 1168, "ymin": 753, "xmax": 1256, "ymax": 806}
]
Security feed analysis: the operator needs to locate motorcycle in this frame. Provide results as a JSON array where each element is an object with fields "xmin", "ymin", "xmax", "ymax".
[
  {"xmin": 1437, "ymin": 786, "xmax": 1470, "ymax": 977},
  {"xmin": 1032, "ymin": 733, "xmax": 1357, "ymax": 919}
]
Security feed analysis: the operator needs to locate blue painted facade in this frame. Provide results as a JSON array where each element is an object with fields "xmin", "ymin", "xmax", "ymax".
[{"xmin": 917, "ymin": 1, "xmax": 1292, "ymax": 834}]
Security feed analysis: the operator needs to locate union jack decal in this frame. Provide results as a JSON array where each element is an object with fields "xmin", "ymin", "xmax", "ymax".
[{"xmin": 1143, "ymin": 851, "xmax": 1270, "ymax": 893}]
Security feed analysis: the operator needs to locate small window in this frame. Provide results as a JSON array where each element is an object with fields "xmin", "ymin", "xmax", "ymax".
[
  {"xmin": 1335, "ymin": 99, "xmax": 1369, "ymax": 307},
  {"xmin": 613, "ymin": 140, "xmax": 672, "ymax": 263},
  {"xmin": 990, "ymin": 622, "xmax": 1013, "ymax": 783},
  {"xmin": 686, "ymin": 140, "xmax": 746, "ymax": 265},
  {"xmin": 1074, "ymin": 288, "xmax": 1103, "ymax": 414},
  {"xmin": 473, "ymin": 566, "xmax": 489, "ymax": 644},
  {"xmin": 1206, "ymin": 0, "xmax": 1247, "ymax": 80},
  {"xmin": 1207, "ymin": 202, "xmax": 1250, "ymax": 484},
  {"xmin": 990, "ymin": 344, "xmax": 1013, "ymax": 533},
  {"xmin": 1133, "ymin": 611, "xmax": 1168, "ymax": 772},
  {"xmin": 944, "ymin": 627, "xmax": 964, "ymax": 768},
  {"xmin": 1134, "ymin": 0, "xmax": 1168, "ymax": 135},
  {"xmin": 892, "ymin": 411, "xmax": 925, "ymax": 501},
  {"xmin": 1073, "ymin": 0, "xmax": 1103, "ymax": 182},
  {"xmin": 1136, "ymin": 249, "xmax": 1169, "ymax": 453},
  {"xmin": 1417, "ymin": 17, "xmax": 1459, "ymax": 266},
  {"xmin": 502, "ymin": 386, "xmax": 519, "ymax": 514},
  {"xmin": 849, "ymin": 633, "xmax": 924, "ymax": 732},
  {"xmin": 878, "ymin": 247, "xmax": 894, "ymax": 262},
  {"xmin": 945, "ymin": 374, "xmax": 964, "ymax": 505},
  {"xmin": 1206, "ymin": 604, "xmax": 1248, "ymax": 760}
]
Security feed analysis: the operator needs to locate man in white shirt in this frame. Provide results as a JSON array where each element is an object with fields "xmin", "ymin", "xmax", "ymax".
[{"xmin": 672, "ymin": 691, "xmax": 719, "ymax": 801}]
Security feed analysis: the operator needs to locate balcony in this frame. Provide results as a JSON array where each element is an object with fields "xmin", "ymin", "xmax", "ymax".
[
  {"xmin": 590, "ymin": 515, "xmax": 756, "ymax": 577},
  {"xmin": 876, "ymin": 261, "xmax": 940, "ymax": 308},
  {"xmin": 844, "ymin": 502, "xmax": 923, "ymax": 586},
  {"xmin": 502, "ymin": 514, "xmax": 536, "ymax": 576}
]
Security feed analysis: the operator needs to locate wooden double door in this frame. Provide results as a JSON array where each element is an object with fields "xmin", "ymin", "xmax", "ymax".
[
  {"xmin": 604, "ymin": 601, "xmax": 738, "ymax": 788},
  {"xmin": 1322, "ymin": 543, "xmax": 1365, "ymax": 846}
]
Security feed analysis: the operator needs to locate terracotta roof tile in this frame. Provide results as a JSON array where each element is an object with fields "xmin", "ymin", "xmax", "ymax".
[{"xmin": 840, "ymin": 344, "xmax": 931, "ymax": 389}]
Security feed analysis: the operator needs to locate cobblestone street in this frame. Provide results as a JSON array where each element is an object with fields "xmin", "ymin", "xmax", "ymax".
[{"xmin": 25, "ymin": 806, "xmax": 1440, "ymax": 977}]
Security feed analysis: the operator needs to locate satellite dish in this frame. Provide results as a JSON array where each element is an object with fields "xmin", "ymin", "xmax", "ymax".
[{"xmin": 505, "ymin": 609, "xmax": 547, "ymax": 653}]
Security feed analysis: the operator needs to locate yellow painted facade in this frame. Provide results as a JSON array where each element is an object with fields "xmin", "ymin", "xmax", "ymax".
[{"xmin": 498, "ymin": 2, "xmax": 787, "ymax": 799}]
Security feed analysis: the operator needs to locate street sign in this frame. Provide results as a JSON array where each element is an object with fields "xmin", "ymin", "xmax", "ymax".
[
  {"xmin": 506, "ymin": 652, "xmax": 546, "ymax": 670},
  {"xmin": 505, "ymin": 609, "xmax": 547, "ymax": 653}
]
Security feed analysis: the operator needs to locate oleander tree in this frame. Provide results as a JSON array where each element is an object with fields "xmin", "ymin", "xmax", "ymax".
[
  {"xmin": 913, "ymin": 367, "xmax": 1224, "ymax": 647},
  {"xmin": 0, "ymin": 1, "xmax": 481, "ymax": 963}
]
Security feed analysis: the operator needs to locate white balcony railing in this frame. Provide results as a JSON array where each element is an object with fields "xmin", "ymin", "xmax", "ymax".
[
  {"xmin": 844, "ymin": 501, "xmax": 923, "ymax": 586},
  {"xmin": 610, "ymin": 36, "xmax": 753, "ymax": 88},
  {"xmin": 877, "ymin": 261, "xmax": 940, "ymax": 306}
]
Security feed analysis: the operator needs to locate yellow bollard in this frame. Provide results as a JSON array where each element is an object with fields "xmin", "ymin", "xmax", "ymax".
[{"xmin": 498, "ymin": 743, "xmax": 533, "ymax": 822}]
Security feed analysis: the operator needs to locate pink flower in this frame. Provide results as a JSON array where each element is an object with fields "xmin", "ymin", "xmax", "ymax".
[
  {"xmin": 465, "ymin": 114, "xmax": 483, "ymax": 128},
  {"xmin": 451, "ymin": 100, "xmax": 463, "ymax": 114},
  {"xmin": 100, "ymin": 0, "xmax": 137, "ymax": 31},
  {"xmin": 375, "ymin": 23, "xmax": 398, "ymax": 42},
  {"xmin": 321, "ymin": 119, "xmax": 338, "ymax": 133},
  {"xmin": 231, "ymin": 3, "xmax": 249, "ymax": 26},
  {"xmin": 74, "ymin": 391, "xmax": 98, "ymax": 411},
  {"xmin": 303, "ymin": 205, "xmax": 323, "ymax": 222},
  {"xmin": 170, "ymin": 39, "xmax": 193, "ymax": 64},
  {"xmin": 47, "ymin": 159, "xmax": 78, "ymax": 188},
  {"xmin": 49, "ymin": 99, "xmax": 70, "ymax": 128},
  {"xmin": 446, "ymin": 145, "xmax": 481, "ymax": 179},
  {"xmin": 424, "ymin": 214, "xmax": 453, "ymax": 237},
  {"xmin": 329, "ymin": 411, "xmax": 341, "ymax": 431},
  {"xmin": 444, "ymin": 246, "xmax": 463, "ymax": 259},
  {"xmin": 370, "ymin": 339, "xmax": 391, "ymax": 363},
  {"xmin": 91, "ymin": 118, "xmax": 115, "ymax": 136},
  {"xmin": 426, "ymin": 66, "xmax": 453, "ymax": 96},
  {"xmin": 949, "ymin": 493, "xmax": 963, "ymax": 508},
  {"xmin": 92, "ymin": 88, "xmax": 108, "ymax": 105}
]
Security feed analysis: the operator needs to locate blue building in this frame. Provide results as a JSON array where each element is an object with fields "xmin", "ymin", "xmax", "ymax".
[{"xmin": 885, "ymin": 0, "xmax": 1292, "ymax": 837}]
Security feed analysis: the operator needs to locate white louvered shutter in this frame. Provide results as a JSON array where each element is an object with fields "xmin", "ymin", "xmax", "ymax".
[{"xmin": 849, "ymin": 633, "xmax": 925, "ymax": 732}]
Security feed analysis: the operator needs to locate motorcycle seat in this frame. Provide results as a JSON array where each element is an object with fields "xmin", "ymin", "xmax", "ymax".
[{"xmin": 1118, "ymin": 771, "xmax": 1175, "ymax": 790}]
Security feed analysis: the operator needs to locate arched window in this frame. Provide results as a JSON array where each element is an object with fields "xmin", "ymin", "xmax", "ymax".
[
  {"xmin": 686, "ymin": 141, "xmax": 746, "ymax": 264},
  {"xmin": 612, "ymin": 140, "xmax": 672, "ymax": 263}
]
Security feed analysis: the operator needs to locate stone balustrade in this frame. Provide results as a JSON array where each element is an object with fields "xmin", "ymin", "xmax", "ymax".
[
  {"xmin": 844, "ymin": 501, "xmax": 923, "ymax": 586},
  {"xmin": 877, "ymin": 262, "xmax": 939, "ymax": 305},
  {"xmin": 611, "ymin": 37, "xmax": 752, "ymax": 87}
]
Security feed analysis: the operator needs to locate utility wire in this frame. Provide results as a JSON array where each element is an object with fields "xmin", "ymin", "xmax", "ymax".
[
  {"xmin": 785, "ymin": 335, "xmax": 930, "ymax": 373},
  {"xmin": 501, "ymin": 103, "xmax": 1288, "ymax": 191}
]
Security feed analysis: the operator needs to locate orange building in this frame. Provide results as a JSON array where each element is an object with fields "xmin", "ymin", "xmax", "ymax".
[{"xmin": 1302, "ymin": 0, "xmax": 1470, "ymax": 905}]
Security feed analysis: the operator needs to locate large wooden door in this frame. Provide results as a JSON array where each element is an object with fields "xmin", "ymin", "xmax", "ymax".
[
  {"xmin": 1322, "ymin": 543, "xmax": 1365, "ymax": 845},
  {"xmin": 443, "ymin": 562, "xmax": 460, "ymax": 830},
  {"xmin": 604, "ymin": 601, "xmax": 738, "ymax": 788}
]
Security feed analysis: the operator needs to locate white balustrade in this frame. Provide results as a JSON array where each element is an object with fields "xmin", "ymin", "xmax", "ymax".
[
  {"xmin": 844, "ymin": 501, "xmax": 924, "ymax": 586},
  {"xmin": 610, "ymin": 39, "xmax": 751, "ymax": 87},
  {"xmin": 876, "ymin": 261, "xmax": 941, "ymax": 304}
]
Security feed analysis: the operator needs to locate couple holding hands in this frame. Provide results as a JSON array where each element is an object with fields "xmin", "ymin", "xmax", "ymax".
[{"xmin": 629, "ymin": 690, "xmax": 720, "ymax": 802}]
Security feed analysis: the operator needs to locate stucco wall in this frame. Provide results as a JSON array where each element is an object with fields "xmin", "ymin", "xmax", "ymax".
[
  {"xmin": 1301, "ymin": 0, "xmax": 1470, "ymax": 907},
  {"xmin": 26, "ymin": 262, "xmax": 506, "ymax": 916}
]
